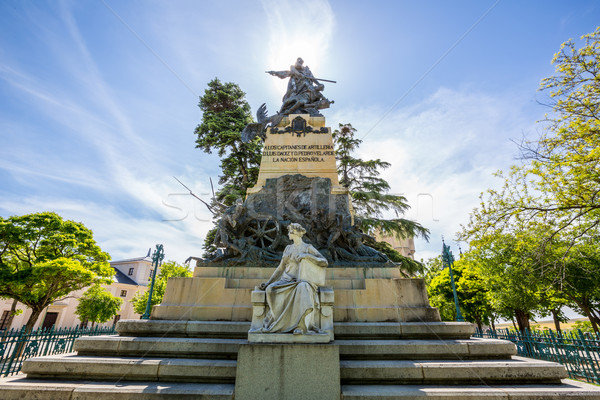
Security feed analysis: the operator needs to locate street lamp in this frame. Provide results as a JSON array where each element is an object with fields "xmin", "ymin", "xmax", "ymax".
[
  {"xmin": 141, "ymin": 244, "xmax": 164, "ymax": 320},
  {"xmin": 441, "ymin": 240, "xmax": 465, "ymax": 322}
]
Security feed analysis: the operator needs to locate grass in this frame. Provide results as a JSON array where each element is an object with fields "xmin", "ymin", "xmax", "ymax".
[{"xmin": 495, "ymin": 317, "xmax": 589, "ymax": 331}]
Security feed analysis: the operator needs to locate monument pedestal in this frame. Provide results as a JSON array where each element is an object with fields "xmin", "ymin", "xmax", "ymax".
[
  {"xmin": 151, "ymin": 265, "xmax": 440, "ymax": 324},
  {"xmin": 234, "ymin": 343, "xmax": 340, "ymax": 400}
]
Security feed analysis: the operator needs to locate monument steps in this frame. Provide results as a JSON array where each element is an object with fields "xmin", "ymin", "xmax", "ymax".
[
  {"xmin": 3, "ymin": 320, "xmax": 600, "ymax": 398},
  {"xmin": 334, "ymin": 322, "xmax": 600, "ymax": 399},
  {"xmin": 194, "ymin": 266, "xmax": 399, "ymax": 280},
  {"xmin": 225, "ymin": 277, "xmax": 367, "ymax": 289},
  {"xmin": 341, "ymin": 381, "xmax": 600, "ymax": 399},
  {"xmin": 115, "ymin": 320, "xmax": 477, "ymax": 340},
  {"xmin": 0, "ymin": 376, "xmax": 235, "ymax": 400},
  {"xmin": 22, "ymin": 354, "xmax": 237, "ymax": 383},
  {"xmin": 115, "ymin": 320, "xmax": 250, "ymax": 338},
  {"xmin": 334, "ymin": 322, "xmax": 474, "ymax": 339},
  {"xmin": 337, "ymin": 338, "xmax": 516, "ymax": 360},
  {"xmin": 340, "ymin": 357, "xmax": 566, "ymax": 385},
  {"xmin": 74, "ymin": 335, "xmax": 244, "ymax": 358}
]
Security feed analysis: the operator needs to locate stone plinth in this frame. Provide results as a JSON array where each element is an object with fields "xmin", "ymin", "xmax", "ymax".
[
  {"xmin": 247, "ymin": 332, "xmax": 331, "ymax": 343},
  {"xmin": 234, "ymin": 343, "xmax": 340, "ymax": 400},
  {"xmin": 150, "ymin": 265, "xmax": 440, "ymax": 323},
  {"xmin": 248, "ymin": 114, "xmax": 345, "ymax": 194}
]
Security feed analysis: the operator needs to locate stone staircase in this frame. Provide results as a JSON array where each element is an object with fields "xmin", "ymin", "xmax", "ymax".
[
  {"xmin": 1, "ymin": 320, "xmax": 600, "ymax": 399},
  {"xmin": 335, "ymin": 322, "xmax": 600, "ymax": 399},
  {"xmin": 0, "ymin": 320, "xmax": 247, "ymax": 399}
]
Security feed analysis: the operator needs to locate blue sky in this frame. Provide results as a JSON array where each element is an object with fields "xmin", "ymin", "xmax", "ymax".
[{"xmin": 1, "ymin": 0, "xmax": 598, "ymax": 264}]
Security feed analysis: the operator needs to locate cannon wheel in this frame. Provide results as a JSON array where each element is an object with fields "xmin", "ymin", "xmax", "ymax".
[{"xmin": 243, "ymin": 215, "xmax": 281, "ymax": 251}]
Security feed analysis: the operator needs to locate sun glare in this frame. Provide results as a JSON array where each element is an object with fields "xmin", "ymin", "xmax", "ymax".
[{"xmin": 263, "ymin": 0, "xmax": 335, "ymax": 97}]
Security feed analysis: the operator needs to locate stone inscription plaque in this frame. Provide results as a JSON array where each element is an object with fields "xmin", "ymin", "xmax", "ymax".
[{"xmin": 248, "ymin": 114, "xmax": 343, "ymax": 194}]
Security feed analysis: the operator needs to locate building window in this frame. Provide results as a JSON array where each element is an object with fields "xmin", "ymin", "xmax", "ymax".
[
  {"xmin": 0, "ymin": 310, "xmax": 10, "ymax": 330},
  {"xmin": 128, "ymin": 267, "xmax": 134, "ymax": 276},
  {"xmin": 42, "ymin": 312, "xmax": 59, "ymax": 330},
  {"xmin": 148, "ymin": 269, "xmax": 153, "ymax": 280},
  {"xmin": 120, "ymin": 290, "xmax": 127, "ymax": 297},
  {"xmin": 113, "ymin": 314, "xmax": 121, "ymax": 325}
]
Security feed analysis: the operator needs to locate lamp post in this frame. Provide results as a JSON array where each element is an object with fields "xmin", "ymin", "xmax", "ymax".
[
  {"xmin": 442, "ymin": 240, "xmax": 465, "ymax": 322},
  {"xmin": 142, "ymin": 244, "xmax": 164, "ymax": 320}
]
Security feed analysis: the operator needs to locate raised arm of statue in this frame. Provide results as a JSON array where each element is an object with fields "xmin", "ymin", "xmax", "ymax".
[{"xmin": 266, "ymin": 70, "xmax": 291, "ymax": 79}]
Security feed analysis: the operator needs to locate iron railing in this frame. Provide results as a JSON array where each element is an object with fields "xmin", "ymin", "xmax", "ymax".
[
  {"xmin": 474, "ymin": 328, "xmax": 600, "ymax": 385},
  {"xmin": 0, "ymin": 325, "xmax": 116, "ymax": 377}
]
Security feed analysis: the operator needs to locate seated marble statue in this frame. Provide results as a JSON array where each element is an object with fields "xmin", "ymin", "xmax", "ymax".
[{"xmin": 258, "ymin": 223, "xmax": 328, "ymax": 334}]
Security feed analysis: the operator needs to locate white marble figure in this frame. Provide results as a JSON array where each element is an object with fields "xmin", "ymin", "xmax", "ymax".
[{"xmin": 258, "ymin": 223, "xmax": 328, "ymax": 334}]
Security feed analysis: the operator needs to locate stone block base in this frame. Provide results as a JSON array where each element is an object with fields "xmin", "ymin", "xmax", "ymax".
[
  {"xmin": 234, "ymin": 343, "xmax": 340, "ymax": 400},
  {"xmin": 248, "ymin": 332, "xmax": 331, "ymax": 343}
]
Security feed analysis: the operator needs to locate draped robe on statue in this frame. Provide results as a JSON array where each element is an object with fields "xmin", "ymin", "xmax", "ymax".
[{"xmin": 262, "ymin": 242, "xmax": 327, "ymax": 333}]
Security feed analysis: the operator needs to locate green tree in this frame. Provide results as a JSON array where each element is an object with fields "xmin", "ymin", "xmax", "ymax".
[
  {"xmin": 332, "ymin": 123, "xmax": 429, "ymax": 250},
  {"xmin": 572, "ymin": 320, "xmax": 594, "ymax": 334},
  {"xmin": 467, "ymin": 28, "xmax": 600, "ymax": 258},
  {"xmin": 131, "ymin": 261, "xmax": 191, "ymax": 314},
  {"xmin": 459, "ymin": 27, "xmax": 600, "ymax": 331},
  {"xmin": 558, "ymin": 239, "xmax": 600, "ymax": 333},
  {"xmin": 0, "ymin": 212, "xmax": 113, "ymax": 332},
  {"xmin": 462, "ymin": 225, "xmax": 558, "ymax": 332},
  {"xmin": 194, "ymin": 78, "xmax": 263, "ymax": 206},
  {"xmin": 75, "ymin": 285, "xmax": 122, "ymax": 328},
  {"xmin": 426, "ymin": 256, "xmax": 494, "ymax": 330}
]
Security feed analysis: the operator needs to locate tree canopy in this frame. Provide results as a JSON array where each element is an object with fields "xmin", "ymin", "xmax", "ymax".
[
  {"xmin": 75, "ymin": 285, "xmax": 122, "ymax": 327},
  {"xmin": 462, "ymin": 28, "xmax": 600, "ymax": 256},
  {"xmin": 457, "ymin": 27, "xmax": 600, "ymax": 333},
  {"xmin": 194, "ymin": 78, "xmax": 262, "ymax": 206},
  {"xmin": 0, "ymin": 212, "xmax": 113, "ymax": 331},
  {"xmin": 425, "ymin": 255, "xmax": 494, "ymax": 331}
]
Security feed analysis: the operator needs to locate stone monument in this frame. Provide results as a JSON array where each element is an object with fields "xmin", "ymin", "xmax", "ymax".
[{"xmin": 3, "ymin": 58, "xmax": 600, "ymax": 400}]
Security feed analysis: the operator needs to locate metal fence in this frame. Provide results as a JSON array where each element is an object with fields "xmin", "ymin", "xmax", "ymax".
[
  {"xmin": 0, "ymin": 325, "xmax": 117, "ymax": 377},
  {"xmin": 474, "ymin": 328, "xmax": 600, "ymax": 385}
]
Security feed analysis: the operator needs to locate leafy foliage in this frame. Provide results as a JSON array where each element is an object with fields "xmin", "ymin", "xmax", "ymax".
[
  {"xmin": 572, "ymin": 319, "xmax": 594, "ymax": 334},
  {"xmin": 458, "ymin": 27, "xmax": 600, "ymax": 333},
  {"xmin": 131, "ymin": 261, "xmax": 192, "ymax": 315},
  {"xmin": 194, "ymin": 78, "xmax": 262, "ymax": 206},
  {"xmin": 332, "ymin": 123, "xmax": 429, "ymax": 241},
  {"xmin": 426, "ymin": 256, "xmax": 494, "ymax": 330},
  {"xmin": 463, "ymin": 28, "xmax": 600, "ymax": 255},
  {"xmin": 75, "ymin": 285, "xmax": 122, "ymax": 327},
  {"xmin": 0, "ymin": 212, "xmax": 112, "ymax": 331}
]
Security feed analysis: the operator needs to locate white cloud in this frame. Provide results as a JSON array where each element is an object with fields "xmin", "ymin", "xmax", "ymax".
[
  {"xmin": 0, "ymin": 195, "xmax": 213, "ymax": 264},
  {"xmin": 330, "ymin": 86, "xmax": 538, "ymax": 261}
]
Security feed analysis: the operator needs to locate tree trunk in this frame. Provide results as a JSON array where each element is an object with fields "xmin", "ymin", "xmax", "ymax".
[
  {"xmin": 24, "ymin": 307, "xmax": 44, "ymax": 333},
  {"xmin": 514, "ymin": 309, "xmax": 531, "ymax": 333},
  {"xmin": 10, "ymin": 306, "xmax": 44, "ymax": 362},
  {"xmin": 551, "ymin": 309, "xmax": 562, "ymax": 333},
  {"xmin": 490, "ymin": 317, "xmax": 496, "ymax": 331},
  {"xmin": 475, "ymin": 316, "xmax": 483, "ymax": 332},
  {"xmin": 573, "ymin": 301, "xmax": 599, "ymax": 334},
  {"xmin": 587, "ymin": 307, "xmax": 600, "ymax": 333}
]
